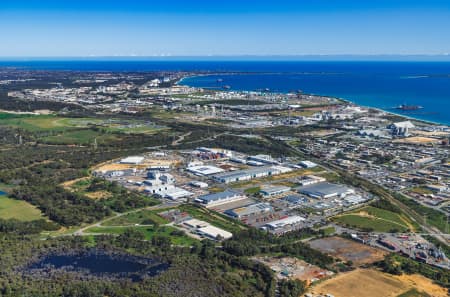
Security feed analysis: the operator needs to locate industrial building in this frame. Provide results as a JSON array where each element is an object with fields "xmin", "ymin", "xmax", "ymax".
[
  {"xmin": 187, "ymin": 165, "xmax": 225, "ymax": 176},
  {"xmin": 198, "ymin": 225, "xmax": 233, "ymax": 240},
  {"xmin": 247, "ymin": 154, "xmax": 278, "ymax": 164},
  {"xmin": 264, "ymin": 215, "xmax": 305, "ymax": 232},
  {"xmin": 281, "ymin": 195, "xmax": 309, "ymax": 207},
  {"xmin": 144, "ymin": 184, "xmax": 193, "ymax": 200},
  {"xmin": 181, "ymin": 218, "xmax": 232, "ymax": 240},
  {"xmin": 260, "ymin": 185, "xmax": 291, "ymax": 197},
  {"xmin": 189, "ymin": 181, "xmax": 209, "ymax": 188},
  {"xmin": 225, "ymin": 202, "xmax": 273, "ymax": 219},
  {"xmin": 297, "ymin": 182, "xmax": 355, "ymax": 199},
  {"xmin": 213, "ymin": 166, "xmax": 292, "ymax": 184},
  {"xmin": 298, "ymin": 175, "xmax": 326, "ymax": 186},
  {"xmin": 298, "ymin": 160, "xmax": 318, "ymax": 168},
  {"xmin": 120, "ymin": 156, "xmax": 144, "ymax": 164},
  {"xmin": 389, "ymin": 121, "xmax": 415, "ymax": 136},
  {"xmin": 195, "ymin": 190, "xmax": 246, "ymax": 206}
]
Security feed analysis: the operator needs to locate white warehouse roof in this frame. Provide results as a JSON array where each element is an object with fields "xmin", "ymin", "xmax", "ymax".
[
  {"xmin": 265, "ymin": 215, "xmax": 305, "ymax": 229},
  {"xmin": 198, "ymin": 225, "xmax": 232, "ymax": 240},
  {"xmin": 187, "ymin": 165, "xmax": 225, "ymax": 176},
  {"xmin": 120, "ymin": 156, "xmax": 144, "ymax": 164}
]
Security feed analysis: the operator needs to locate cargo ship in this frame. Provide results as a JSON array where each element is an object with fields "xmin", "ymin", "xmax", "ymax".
[{"xmin": 396, "ymin": 104, "xmax": 423, "ymax": 111}]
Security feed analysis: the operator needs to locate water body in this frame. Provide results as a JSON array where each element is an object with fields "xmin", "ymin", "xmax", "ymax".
[
  {"xmin": 179, "ymin": 63, "xmax": 450, "ymax": 125},
  {"xmin": 28, "ymin": 251, "xmax": 169, "ymax": 281},
  {"xmin": 1, "ymin": 60, "xmax": 449, "ymax": 125},
  {"xmin": 0, "ymin": 191, "xmax": 7, "ymax": 196}
]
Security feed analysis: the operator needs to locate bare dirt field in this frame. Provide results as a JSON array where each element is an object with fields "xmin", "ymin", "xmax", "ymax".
[
  {"xmin": 252, "ymin": 256, "xmax": 333, "ymax": 285},
  {"xmin": 94, "ymin": 158, "xmax": 179, "ymax": 172},
  {"xmin": 309, "ymin": 236, "xmax": 387, "ymax": 266},
  {"xmin": 393, "ymin": 136, "xmax": 440, "ymax": 144},
  {"xmin": 309, "ymin": 269, "xmax": 448, "ymax": 297}
]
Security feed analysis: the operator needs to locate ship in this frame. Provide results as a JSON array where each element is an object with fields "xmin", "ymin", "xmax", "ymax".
[
  {"xmin": 216, "ymin": 78, "xmax": 223, "ymax": 82},
  {"xmin": 222, "ymin": 85, "xmax": 231, "ymax": 90},
  {"xmin": 396, "ymin": 104, "xmax": 423, "ymax": 111}
]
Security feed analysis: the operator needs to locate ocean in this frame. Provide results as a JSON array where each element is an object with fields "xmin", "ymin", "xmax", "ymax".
[{"xmin": 1, "ymin": 60, "xmax": 450, "ymax": 125}]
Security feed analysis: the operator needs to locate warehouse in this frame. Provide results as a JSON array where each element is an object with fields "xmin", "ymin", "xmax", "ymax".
[
  {"xmin": 187, "ymin": 165, "xmax": 224, "ymax": 176},
  {"xmin": 164, "ymin": 188, "xmax": 194, "ymax": 200},
  {"xmin": 296, "ymin": 182, "xmax": 355, "ymax": 199},
  {"xmin": 298, "ymin": 160, "xmax": 318, "ymax": 168},
  {"xmin": 264, "ymin": 215, "xmax": 305, "ymax": 232},
  {"xmin": 298, "ymin": 175, "xmax": 326, "ymax": 186},
  {"xmin": 144, "ymin": 185, "xmax": 193, "ymax": 200},
  {"xmin": 213, "ymin": 166, "xmax": 292, "ymax": 184},
  {"xmin": 248, "ymin": 154, "xmax": 278, "ymax": 164},
  {"xmin": 260, "ymin": 185, "xmax": 291, "ymax": 197},
  {"xmin": 120, "ymin": 156, "xmax": 144, "ymax": 164},
  {"xmin": 198, "ymin": 225, "xmax": 233, "ymax": 240},
  {"xmin": 281, "ymin": 195, "xmax": 309, "ymax": 207},
  {"xmin": 195, "ymin": 190, "xmax": 246, "ymax": 206},
  {"xmin": 225, "ymin": 202, "xmax": 273, "ymax": 219},
  {"xmin": 189, "ymin": 181, "xmax": 209, "ymax": 188}
]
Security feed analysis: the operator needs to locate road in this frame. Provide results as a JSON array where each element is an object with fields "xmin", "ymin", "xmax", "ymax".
[
  {"xmin": 68, "ymin": 201, "xmax": 181, "ymax": 237},
  {"xmin": 284, "ymin": 142, "xmax": 450, "ymax": 244}
]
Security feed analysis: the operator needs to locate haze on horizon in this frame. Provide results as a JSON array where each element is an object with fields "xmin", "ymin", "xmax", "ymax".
[{"xmin": 1, "ymin": 0, "xmax": 450, "ymax": 57}]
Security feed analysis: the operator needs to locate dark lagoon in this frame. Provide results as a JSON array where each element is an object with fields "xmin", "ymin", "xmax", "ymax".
[{"xmin": 27, "ymin": 250, "xmax": 169, "ymax": 281}]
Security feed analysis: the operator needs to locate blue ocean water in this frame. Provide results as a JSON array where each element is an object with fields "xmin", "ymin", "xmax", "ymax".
[{"xmin": 1, "ymin": 60, "xmax": 449, "ymax": 125}]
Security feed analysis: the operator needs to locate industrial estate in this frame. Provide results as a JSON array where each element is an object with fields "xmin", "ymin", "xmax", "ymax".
[{"xmin": 0, "ymin": 68, "xmax": 449, "ymax": 297}]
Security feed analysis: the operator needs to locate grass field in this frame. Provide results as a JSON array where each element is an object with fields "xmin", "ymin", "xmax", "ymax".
[
  {"xmin": 332, "ymin": 206, "xmax": 414, "ymax": 232},
  {"xmin": 0, "ymin": 114, "xmax": 166, "ymax": 135},
  {"xmin": 41, "ymin": 129, "xmax": 120, "ymax": 145},
  {"xmin": 0, "ymin": 195, "xmax": 43, "ymax": 221},
  {"xmin": 102, "ymin": 210, "xmax": 169, "ymax": 226},
  {"xmin": 85, "ymin": 225, "xmax": 197, "ymax": 246}
]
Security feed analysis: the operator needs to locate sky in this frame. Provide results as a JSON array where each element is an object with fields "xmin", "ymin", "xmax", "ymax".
[{"xmin": 1, "ymin": 0, "xmax": 450, "ymax": 57}]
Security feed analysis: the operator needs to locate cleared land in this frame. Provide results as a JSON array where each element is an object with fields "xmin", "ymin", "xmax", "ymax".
[
  {"xmin": 0, "ymin": 195, "xmax": 43, "ymax": 221},
  {"xmin": 85, "ymin": 225, "xmax": 197, "ymax": 246},
  {"xmin": 332, "ymin": 206, "xmax": 414, "ymax": 232},
  {"xmin": 102, "ymin": 209, "xmax": 169, "ymax": 226},
  {"xmin": 252, "ymin": 256, "xmax": 333, "ymax": 285},
  {"xmin": 41, "ymin": 130, "xmax": 120, "ymax": 145},
  {"xmin": 309, "ymin": 269, "xmax": 448, "ymax": 297},
  {"xmin": 393, "ymin": 136, "xmax": 440, "ymax": 145},
  {"xmin": 0, "ymin": 115, "xmax": 165, "ymax": 134},
  {"xmin": 309, "ymin": 236, "xmax": 387, "ymax": 266}
]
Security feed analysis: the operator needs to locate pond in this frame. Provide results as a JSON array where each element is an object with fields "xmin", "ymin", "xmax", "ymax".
[{"xmin": 27, "ymin": 250, "xmax": 169, "ymax": 281}]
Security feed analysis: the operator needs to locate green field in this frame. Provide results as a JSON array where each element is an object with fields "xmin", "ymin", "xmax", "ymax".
[
  {"xmin": 0, "ymin": 195, "xmax": 43, "ymax": 221},
  {"xmin": 332, "ymin": 206, "xmax": 413, "ymax": 232},
  {"xmin": 0, "ymin": 114, "xmax": 166, "ymax": 135},
  {"xmin": 0, "ymin": 115, "xmax": 70, "ymax": 131},
  {"xmin": 102, "ymin": 209, "xmax": 169, "ymax": 226},
  {"xmin": 85, "ymin": 225, "xmax": 197, "ymax": 246},
  {"xmin": 41, "ymin": 129, "xmax": 120, "ymax": 145},
  {"xmin": 244, "ymin": 186, "xmax": 261, "ymax": 195}
]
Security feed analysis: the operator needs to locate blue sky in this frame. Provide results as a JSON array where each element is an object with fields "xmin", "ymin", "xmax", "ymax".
[{"xmin": 1, "ymin": 0, "xmax": 450, "ymax": 57}]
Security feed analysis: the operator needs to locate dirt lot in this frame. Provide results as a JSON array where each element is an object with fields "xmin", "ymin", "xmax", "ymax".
[
  {"xmin": 309, "ymin": 269, "xmax": 448, "ymax": 297},
  {"xmin": 309, "ymin": 236, "xmax": 387, "ymax": 266},
  {"xmin": 95, "ymin": 159, "xmax": 179, "ymax": 172},
  {"xmin": 393, "ymin": 136, "xmax": 440, "ymax": 144},
  {"xmin": 252, "ymin": 256, "xmax": 333, "ymax": 285}
]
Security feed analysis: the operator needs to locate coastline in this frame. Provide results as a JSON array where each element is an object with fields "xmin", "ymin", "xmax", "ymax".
[{"xmin": 178, "ymin": 73, "xmax": 449, "ymax": 127}]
